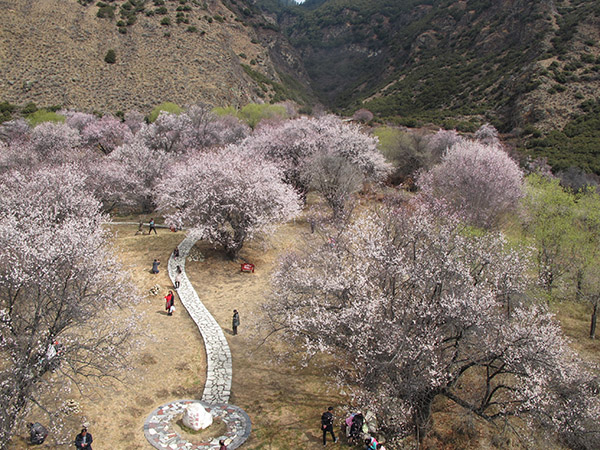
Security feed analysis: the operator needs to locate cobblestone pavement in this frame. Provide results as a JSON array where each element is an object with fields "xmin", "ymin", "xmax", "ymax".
[
  {"xmin": 144, "ymin": 400, "xmax": 251, "ymax": 450},
  {"xmin": 169, "ymin": 233, "xmax": 232, "ymax": 404},
  {"xmin": 142, "ymin": 232, "xmax": 251, "ymax": 449}
]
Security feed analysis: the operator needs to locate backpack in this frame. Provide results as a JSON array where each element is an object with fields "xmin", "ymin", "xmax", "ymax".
[{"xmin": 321, "ymin": 411, "xmax": 333, "ymax": 428}]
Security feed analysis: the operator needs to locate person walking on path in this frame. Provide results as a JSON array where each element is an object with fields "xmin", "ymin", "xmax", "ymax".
[
  {"xmin": 219, "ymin": 439, "xmax": 227, "ymax": 450},
  {"xmin": 151, "ymin": 259, "xmax": 160, "ymax": 274},
  {"xmin": 165, "ymin": 291, "xmax": 174, "ymax": 315},
  {"xmin": 174, "ymin": 265, "xmax": 183, "ymax": 289},
  {"xmin": 232, "ymin": 309, "xmax": 240, "ymax": 335},
  {"xmin": 321, "ymin": 406, "xmax": 338, "ymax": 446},
  {"xmin": 74, "ymin": 427, "xmax": 93, "ymax": 449},
  {"xmin": 148, "ymin": 218, "xmax": 157, "ymax": 235}
]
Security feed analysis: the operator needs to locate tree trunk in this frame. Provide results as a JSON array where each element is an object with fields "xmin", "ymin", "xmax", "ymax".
[
  {"xmin": 576, "ymin": 269, "xmax": 583, "ymax": 302},
  {"xmin": 225, "ymin": 228, "xmax": 246, "ymax": 260},
  {"xmin": 590, "ymin": 302, "xmax": 597, "ymax": 339},
  {"xmin": 413, "ymin": 392, "xmax": 436, "ymax": 444}
]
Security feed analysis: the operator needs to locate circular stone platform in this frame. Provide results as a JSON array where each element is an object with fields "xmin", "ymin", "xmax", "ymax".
[{"xmin": 144, "ymin": 400, "xmax": 251, "ymax": 450}]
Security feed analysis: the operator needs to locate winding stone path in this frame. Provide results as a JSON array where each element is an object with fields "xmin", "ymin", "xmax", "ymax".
[
  {"xmin": 168, "ymin": 233, "xmax": 233, "ymax": 404},
  {"xmin": 142, "ymin": 231, "xmax": 251, "ymax": 449}
]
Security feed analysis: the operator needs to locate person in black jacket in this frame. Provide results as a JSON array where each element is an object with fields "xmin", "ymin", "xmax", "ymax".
[
  {"xmin": 75, "ymin": 427, "xmax": 93, "ymax": 449},
  {"xmin": 232, "ymin": 309, "xmax": 240, "ymax": 335},
  {"xmin": 29, "ymin": 422, "xmax": 48, "ymax": 445},
  {"xmin": 321, "ymin": 406, "xmax": 338, "ymax": 446}
]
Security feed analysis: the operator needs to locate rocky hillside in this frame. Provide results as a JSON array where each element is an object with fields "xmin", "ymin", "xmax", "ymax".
[
  {"xmin": 2, "ymin": 0, "xmax": 599, "ymax": 172},
  {"xmin": 257, "ymin": 0, "xmax": 600, "ymax": 133},
  {"xmin": 0, "ymin": 0, "xmax": 311, "ymax": 113}
]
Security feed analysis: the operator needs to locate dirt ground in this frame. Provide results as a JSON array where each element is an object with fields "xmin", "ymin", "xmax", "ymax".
[
  {"xmin": 14, "ymin": 211, "xmax": 595, "ymax": 449},
  {"xmin": 10, "ymin": 217, "xmax": 349, "ymax": 450}
]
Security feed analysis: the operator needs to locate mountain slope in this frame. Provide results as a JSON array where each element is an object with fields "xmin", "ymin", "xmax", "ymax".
[
  {"xmin": 0, "ymin": 0, "xmax": 311, "ymax": 113},
  {"xmin": 258, "ymin": 0, "xmax": 600, "ymax": 133}
]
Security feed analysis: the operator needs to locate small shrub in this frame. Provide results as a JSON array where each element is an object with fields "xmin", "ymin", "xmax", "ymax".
[
  {"xmin": 104, "ymin": 49, "xmax": 116, "ymax": 64},
  {"xmin": 118, "ymin": 26, "xmax": 127, "ymax": 34},
  {"xmin": 148, "ymin": 102, "xmax": 182, "ymax": 122},
  {"xmin": 238, "ymin": 103, "xmax": 287, "ymax": 129},
  {"xmin": 27, "ymin": 110, "xmax": 65, "ymax": 127},
  {"xmin": 581, "ymin": 54, "xmax": 595, "ymax": 64},
  {"xmin": 186, "ymin": 26, "xmax": 197, "ymax": 32},
  {"xmin": 155, "ymin": 6, "xmax": 167, "ymax": 14},
  {"xmin": 213, "ymin": 14, "xmax": 224, "ymax": 23},
  {"xmin": 161, "ymin": 16, "xmax": 171, "ymax": 25},
  {"xmin": 97, "ymin": 5, "xmax": 115, "ymax": 18},
  {"xmin": 0, "ymin": 101, "xmax": 16, "ymax": 123},
  {"xmin": 21, "ymin": 102, "xmax": 38, "ymax": 115}
]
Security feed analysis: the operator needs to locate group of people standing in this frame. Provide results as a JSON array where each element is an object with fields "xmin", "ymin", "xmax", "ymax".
[{"xmin": 322, "ymin": 407, "xmax": 385, "ymax": 449}]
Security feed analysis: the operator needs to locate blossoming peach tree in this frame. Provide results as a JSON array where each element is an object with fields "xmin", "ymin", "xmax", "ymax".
[
  {"xmin": 155, "ymin": 146, "xmax": 301, "ymax": 259},
  {"xmin": 0, "ymin": 166, "xmax": 140, "ymax": 448},
  {"xmin": 265, "ymin": 202, "xmax": 600, "ymax": 447}
]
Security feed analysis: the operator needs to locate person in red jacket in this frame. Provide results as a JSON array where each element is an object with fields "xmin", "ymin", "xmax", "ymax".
[{"xmin": 165, "ymin": 291, "xmax": 174, "ymax": 315}]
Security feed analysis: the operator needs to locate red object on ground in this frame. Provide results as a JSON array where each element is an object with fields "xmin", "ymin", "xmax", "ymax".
[{"xmin": 240, "ymin": 263, "xmax": 255, "ymax": 273}]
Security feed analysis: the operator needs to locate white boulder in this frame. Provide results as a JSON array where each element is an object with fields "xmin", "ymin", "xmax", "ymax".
[{"xmin": 182, "ymin": 403, "xmax": 213, "ymax": 430}]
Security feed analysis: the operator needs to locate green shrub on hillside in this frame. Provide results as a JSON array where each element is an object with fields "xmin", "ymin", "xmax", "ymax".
[
  {"xmin": 213, "ymin": 106, "xmax": 238, "ymax": 117},
  {"xmin": 526, "ymin": 99, "xmax": 600, "ymax": 174},
  {"xmin": 0, "ymin": 101, "xmax": 16, "ymax": 123},
  {"xmin": 148, "ymin": 102, "xmax": 182, "ymax": 122},
  {"xmin": 26, "ymin": 110, "xmax": 65, "ymax": 127},
  {"xmin": 104, "ymin": 49, "xmax": 116, "ymax": 64},
  {"xmin": 238, "ymin": 103, "xmax": 287, "ymax": 128},
  {"xmin": 21, "ymin": 102, "xmax": 38, "ymax": 116},
  {"xmin": 213, "ymin": 103, "xmax": 287, "ymax": 128},
  {"xmin": 97, "ymin": 4, "xmax": 115, "ymax": 18}
]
